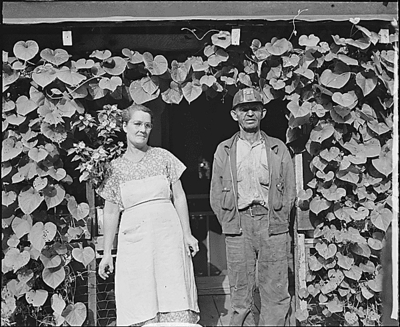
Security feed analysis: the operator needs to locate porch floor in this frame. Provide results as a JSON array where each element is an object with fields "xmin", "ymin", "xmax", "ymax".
[{"xmin": 196, "ymin": 275, "xmax": 262, "ymax": 327}]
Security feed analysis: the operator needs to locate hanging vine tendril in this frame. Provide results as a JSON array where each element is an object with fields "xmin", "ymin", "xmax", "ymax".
[{"xmin": 181, "ymin": 27, "xmax": 220, "ymax": 41}]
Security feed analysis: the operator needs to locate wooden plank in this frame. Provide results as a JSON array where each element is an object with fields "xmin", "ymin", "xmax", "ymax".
[
  {"xmin": 195, "ymin": 275, "xmax": 230, "ymax": 296},
  {"xmin": 86, "ymin": 182, "xmax": 97, "ymax": 326},
  {"xmin": 212, "ymin": 295, "xmax": 231, "ymax": 326},
  {"xmin": 297, "ymin": 233, "xmax": 307, "ymax": 312},
  {"xmin": 198, "ymin": 295, "xmax": 221, "ymax": 327}
]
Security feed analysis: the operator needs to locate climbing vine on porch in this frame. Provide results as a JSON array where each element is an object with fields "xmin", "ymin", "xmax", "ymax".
[{"xmin": 2, "ymin": 17, "xmax": 398, "ymax": 326}]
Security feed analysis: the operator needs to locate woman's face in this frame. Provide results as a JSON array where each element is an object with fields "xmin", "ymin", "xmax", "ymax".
[{"xmin": 123, "ymin": 109, "xmax": 153, "ymax": 149}]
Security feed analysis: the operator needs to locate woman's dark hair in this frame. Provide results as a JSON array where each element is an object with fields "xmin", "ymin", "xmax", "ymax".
[{"xmin": 121, "ymin": 104, "xmax": 154, "ymax": 124}]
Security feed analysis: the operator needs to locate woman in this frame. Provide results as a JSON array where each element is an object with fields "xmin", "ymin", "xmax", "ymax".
[{"xmin": 97, "ymin": 104, "xmax": 200, "ymax": 326}]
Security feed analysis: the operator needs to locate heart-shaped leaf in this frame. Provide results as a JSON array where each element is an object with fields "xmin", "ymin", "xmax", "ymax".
[
  {"xmin": 337, "ymin": 168, "xmax": 360, "ymax": 184},
  {"xmin": 52, "ymin": 293, "xmax": 66, "ymax": 315},
  {"xmin": 56, "ymin": 66, "xmax": 86, "ymax": 86},
  {"xmin": 87, "ymin": 82, "xmax": 107, "ymax": 100},
  {"xmin": 28, "ymin": 147, "xmax": 48, "ymax": 163},
  {"xmin": 191, "ymin": 56, "xmax": 209, "ymax": 72},
  {"xmin": 98, "ymin": 76, "xmax": 122, "ymax": 92},
  {"xmin": 200, "ymin": 75, "xmax": 217, "ymax": 87},
  {"xmin": 350, "ymin": 243, "xmax": 371, "ymax": 258},
  {"xmin": 309, "ymin": 124, "xmax": 334, "ymax": 143},
  {"xmin": 356, "ymin": 72, "xmax": 377, "ymax": 96},
  {"xmin": 298, "ymin": 189, "xmax": 313, "ymax": 201},
  {"xmin": 321, "ymin": 184, "xmax": 346, "ymax": 201},
  {"xmin": 367, "ymin": 120, "xmax": 390, "ymax": 136},
  {"xmin": 33, "ymin": 176, "xmax": 48, "ymax": 191},
  {"xmin": 26, "ymin": 289, "xmax": 48, "ymax": 307},
  {"xmin": 182, "ymin": 81, "xmax": 202, "ymax": 104},
  {"xmin": 13, "ymin": 40, "xmax": 39, "ymax": 61},
  {"xmin": 211, "ymin": 31, "xmax": 231, "ymax": 49},
  {"xmin": 42, "ymin": 266, "xmax": 66, "ymax": 289},
  {"xmin": 73, "ymin": 58, "xmax": 95, "ymax": 69},
  {"xmin": 67, "ymin": 226, "xmax": 84, "ymax": 242},
  {"xmin": 343, "ymin": 265, "xmax": 362, "ymax": 281},
  {"xmin": 315, "ymin": 242, "xmax": 337, "ymax": 259},
  {"xmin": 307, "ymin": 284, "xmax": 321, "ymax": 297},
  {"xmin": 28, "ymin": 221, "xmax": 57, "ymax": 251},
  {"xmin": 40, "ymin": 254, "xmax": 62, "ymax": 269},
  {"xmin": 102, "ymin": 56, "xmax": 127, "ymax": 76},
  {"xmin": 287, "ymin": 96, "xmax": 312, "ymax": 118},
  {"xmin": 269, "ymin": 78, "xmax": 285, "ymax": 90},
  {"xmin": 371, "ymin": 207, "xmax": 392, "ymax": 231},
  {"xmin": 239, "ymin": 72, "xmax": 252, "ymax": 87},
  {"xmin": 308, "ymin": 255, "xmax": 323, "ymax": 271},
  {"xmin": 294, "ymin": 65, "xmax": 314, "ymax": 80},
  {"xmin": 332, "ymin": 92, "xmax": 358, "ymax": 108},
  {"xmin": 367, "ymin": 274, "xmax": 382, "ymax": 292},
  {"xmin": 68, "ymin": 197, "xmax": 90, "ymax": 221},
  {"xmin": 299, "ymin": 34, "xmax": 320, "ymax": 47},
  {"xmin": 48, "ymin": 168, "xmax": 67, "ymax": 182},
  {"xmin": 3, "ymin": 190, "xmax": 17, "ymax": 207},
  {"xmin": 320, "ymin": 69, "xmax": 351, "ymax": 88},
  {"xmin": 143, "ymin": 52, "xmax": 168, "ymax": 75},
  {"xmin": 18, "ymin": 187, "xmax": 44, "ymax": 215},
  {"xmin": 32, "ymin": 65, "xmax": 58, "ymax": 88},
  {"xmin": 325, "ymin": 298, "xmax": 343, "ymax": 313},
  {"xmin": 141, "ymin": 76, "xmax": 159, "ymax": 95},
  {"xmin": 6, "ymin": 114, "xmax": 26, "ymax": 126},
  {"xmin": 371, "ymin": 147, "xmax": 392, "ymax": 176},
  {"xmin": 40, "ymin": 48, "xmax": 69, "ymax": 66},
  {"xmin": 170, "ymin": 60, "xmax": 190, "ymax": 83},
  {"xmin": 122, "ymin": 48, "xmax": 143, "ymax": 64},
  {"xmin": 129, "ymin": 79, "xmax": 160, "ymax": 104},
  {"xmin": 4, "ymin": 248, "xmax": 31, "ymax": 272},
  {"xmin": 72, "ymin": 246, "xmax": 95, "ymax": 267},
  {"xmin": 16, "ymin": 95, "xmax": 38, "ymax": 116},
  {"xmin": 361, "ymin": 284, "xmax": 374, "ymax": 300},
  {"xmin": 208, "ymin": 49, "xmax": 229, "ymax": 67},
  {"xmin": 336, "ymin": 253, "xmax": 354, "ymax": 270},
  {"xmin": 56, "ymin": 99, "xmax": 77, "ymax": 118},
  {"xmin": 368, "ymin": 237, "xmax": 383, "ymax": 250},
  {"xmin": 320, "ymin": 147, "xmax": 340, "ymax": 162},
  {"xmin": 360, "ymin": 260, "xmax": 375, "ymax": 273},
  {"xmin": 316, "ymin": 170, "xmax": 334, "ymax": 182},
  {"xmin": 265, "ymin": 38, "xmax": 290, "ymax": 56},
  {"xmin": 11, "ymin": 216, "xmax": 32, "ymax": 239},
  {"xmin": 90, "ymin": 49, "xmax": 112, "ymax": 60},
  {"xmin": 310, "ymin": 196, "xmax": 331, "ymax": 214},
  {"xmin": 62, "ymin": 302, "xmax": 87, "ymax": 326},
  {"xmin": 44, "ymin": 184, "xmax": 66, "ymax": 209},
  {"xmin": 364, "ymin": 138, "xmax": 381, "ymax": 158},
  {"xmin": 295, "ymin": 308, "xmax": 309, "ymax": 322},
  {"xmin": 161, "ymin": 81, "xmax": 183, "ymax": 104}
]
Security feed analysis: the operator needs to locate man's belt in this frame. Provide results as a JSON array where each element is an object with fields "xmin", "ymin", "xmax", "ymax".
[{"xmin": 239, "ymin": 203, "xmax": 269, "ymax": 217}]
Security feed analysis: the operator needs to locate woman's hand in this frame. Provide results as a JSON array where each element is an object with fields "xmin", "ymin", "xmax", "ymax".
[
  {"xmin": 184, "ymin": 233, "xmax": 199, "ymax": 257},
  {"xmin": 98, "ymin": 254, "xmax": 114, "ymax": 280}
]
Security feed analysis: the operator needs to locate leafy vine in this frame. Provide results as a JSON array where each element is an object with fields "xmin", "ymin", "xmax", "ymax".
[{"xmin": 2, "ymin": 16, "xmax": 398, "ymax": 326}]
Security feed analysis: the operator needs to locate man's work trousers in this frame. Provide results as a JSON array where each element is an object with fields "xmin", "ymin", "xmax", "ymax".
[{"xmin": 225, "ymin": 210, "xmax": 291, "ymax": 326}]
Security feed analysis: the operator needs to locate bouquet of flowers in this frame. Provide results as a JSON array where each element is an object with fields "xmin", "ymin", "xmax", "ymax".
[{"xmin": 68, "ymin": 104, "xmax": 125, "ymax": 188}]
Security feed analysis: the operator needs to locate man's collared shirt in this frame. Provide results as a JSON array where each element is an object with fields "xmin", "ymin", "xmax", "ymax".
[{"xmin": 236, "ymin": 136, "xmax": 270, "ymax": 210}]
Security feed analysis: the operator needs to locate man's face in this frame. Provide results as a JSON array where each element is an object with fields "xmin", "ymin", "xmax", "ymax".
[{"xmin": 231, "ymin": 103, "xmax": 266, "ymax": 133}]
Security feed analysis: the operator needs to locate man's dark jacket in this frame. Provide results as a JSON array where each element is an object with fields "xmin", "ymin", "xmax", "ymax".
[{"xmin": 210, "ymin": 131, "xmax": 296, "ymax": 235}]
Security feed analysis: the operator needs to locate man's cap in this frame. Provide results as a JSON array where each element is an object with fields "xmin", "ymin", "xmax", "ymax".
[{"xmin": 232, "ymin": 88, "xmax": 263, "ymax": 109}]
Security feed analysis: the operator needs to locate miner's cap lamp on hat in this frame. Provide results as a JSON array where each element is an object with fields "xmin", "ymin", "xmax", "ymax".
[{"xmin": 232, "ymin": 88, "xmax": 263, "ymax": 110}]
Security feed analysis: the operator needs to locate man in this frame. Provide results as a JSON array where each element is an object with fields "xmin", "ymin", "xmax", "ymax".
[{"xmin": 210, "ymin": 87, "xmax": 296, "ymax": 326}]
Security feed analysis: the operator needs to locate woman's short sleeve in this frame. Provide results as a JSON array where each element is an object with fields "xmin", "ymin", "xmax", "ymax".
[
  {"xmin": 96, "ymin": 163, "xmax": 122, "ymax": 206},
  {"xmin": 164, "ymin": 150, "xmax": 186, "ymax": 184}
]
